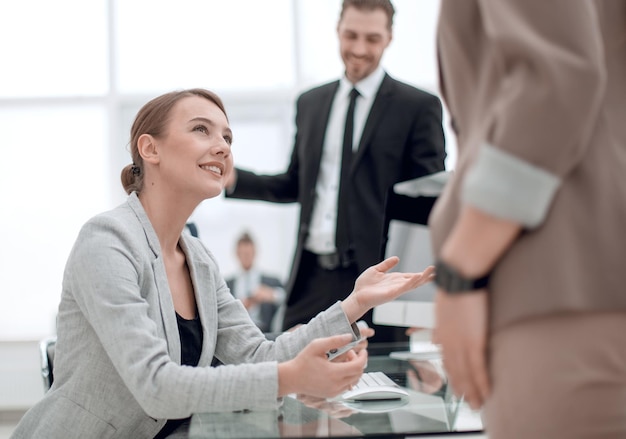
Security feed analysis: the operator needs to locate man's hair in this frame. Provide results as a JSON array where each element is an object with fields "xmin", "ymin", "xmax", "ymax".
[
  {"xmin": 237, "ymin": 232, "xmax": 254, "ymax": 247},
  {"xmin": 340, "ymin": 0, "xmax": 395, "ymax": 30}
]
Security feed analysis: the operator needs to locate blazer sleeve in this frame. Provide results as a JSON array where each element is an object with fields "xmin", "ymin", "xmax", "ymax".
[
  {"xmin": 388, "ymin": 92, "xmax": 447, "ymax": 224},
  {"xmin": 463, "ymin": 0, "xmax": 606, "ymax": 228},
  {"xmin": 402, "ymin": 92, "xmax": 447, "ymax": 181},
  {"xmin": 227, "ymin": 166, "xmax": 299, "ymax": 203}
]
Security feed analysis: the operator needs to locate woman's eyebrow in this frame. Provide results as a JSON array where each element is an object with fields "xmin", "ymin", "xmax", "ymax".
[{"xmin": 189, "ymin": 116, "xmax": 233, "ymax": 137}]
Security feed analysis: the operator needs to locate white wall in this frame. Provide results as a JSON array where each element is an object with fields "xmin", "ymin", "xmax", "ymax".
[{"xmin": 0, "ymin": 342, "xmax": 43, "ymax": 410}]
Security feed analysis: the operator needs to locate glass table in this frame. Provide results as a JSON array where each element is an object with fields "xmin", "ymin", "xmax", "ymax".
[{"xmin": 188, "ymin": 343, "xmax": 484, "ymax": 438}]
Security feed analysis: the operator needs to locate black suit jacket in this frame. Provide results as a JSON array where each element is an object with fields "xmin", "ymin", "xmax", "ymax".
[{"xmin": 228, "ymin": 74, "xmax": 446, "ymax": 298}]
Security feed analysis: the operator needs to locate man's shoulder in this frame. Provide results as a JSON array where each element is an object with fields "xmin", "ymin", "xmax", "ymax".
[
  {"xmin": 294, "ymin": 75, "xmax": 441, "ymax": 107},
  {"xmin": 384, "ymin": 75, "xmax": 440, "ymax": 102},
  {"xmin": 297, "ymin": 80, "xmax": 340, "ymax": 101}
]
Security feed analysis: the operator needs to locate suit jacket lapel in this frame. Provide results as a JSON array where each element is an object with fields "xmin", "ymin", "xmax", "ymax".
[
  {"xmin": 352, "ymin": 74, "xmax": 394, "ymax": 173},
  {"xmin": 128, "ymin": 193, "xmax": 182, "ymax": 364},
  {"xmin": 305, "ymin": 82, "xmax": 340, "ymax": 188}
]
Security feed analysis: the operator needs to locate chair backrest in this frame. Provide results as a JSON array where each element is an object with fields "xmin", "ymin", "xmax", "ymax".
[{"xmin": 39, "ymin": 336, "xmax": 57, "ymax": 392}]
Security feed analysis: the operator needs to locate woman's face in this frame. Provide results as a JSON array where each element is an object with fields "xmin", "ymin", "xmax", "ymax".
[{"xmin": 155, "ymin": 95, "xmax": 233, "ymax": 200}]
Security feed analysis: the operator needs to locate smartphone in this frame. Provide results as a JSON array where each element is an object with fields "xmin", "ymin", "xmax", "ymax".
[{"xmin": 327, "ymin": 336, "xmax": 366, "ymax": 361}]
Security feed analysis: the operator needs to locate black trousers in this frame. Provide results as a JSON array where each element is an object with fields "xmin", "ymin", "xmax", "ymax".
[{"xmin": 282, "ymin": 250, "xmax": 408, "ymax": 344}]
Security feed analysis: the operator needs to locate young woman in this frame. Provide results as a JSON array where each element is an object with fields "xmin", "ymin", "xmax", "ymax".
[{"xmin": 11, "ymin": 88, "xmax": 434, "ymax": 439}]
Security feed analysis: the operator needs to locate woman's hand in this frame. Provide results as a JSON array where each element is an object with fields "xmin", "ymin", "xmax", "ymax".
[
  {"xmin": 330, "ymin": 326, "xmax": 375, "ymax": 362},
  {"xmin": 341, "ymin": 257, "xmax": 435, "ymax": 323},
  {"xmin": 432, "ymin": 289, "xmax": 490, "ymax": 409},
  {"xmin": 278, "ymin": 334, "xmax": 368, "ymax": 399},
  {"xmin": 406, "ymin": 360, "xmax": 445, "ymax": 395},
  {"xmin": 431, "ymin": 205, "xmax": 519, "ymax": 410}
]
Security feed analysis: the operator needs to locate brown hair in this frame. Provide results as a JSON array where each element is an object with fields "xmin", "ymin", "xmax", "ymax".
[
  {"xmin": 120, "ymin": 88, "xmax": 228, "ymax": 195},
  {"xmin": 340, "ymin": 0, "xmax": 395, "ymax": 30},
  {"xmin": 236, "ymin": 231, "xmax": 255, "ymax": 247}
]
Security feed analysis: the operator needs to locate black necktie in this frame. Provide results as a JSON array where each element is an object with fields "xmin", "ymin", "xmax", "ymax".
[{"xmin": 335, "ymin": 87, "xmax": 359, "ymax": 255}]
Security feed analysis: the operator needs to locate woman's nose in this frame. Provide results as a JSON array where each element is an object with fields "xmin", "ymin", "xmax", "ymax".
[{"xmin": 212, "ymin": 139, "xmax": 231, "ymax": 157}]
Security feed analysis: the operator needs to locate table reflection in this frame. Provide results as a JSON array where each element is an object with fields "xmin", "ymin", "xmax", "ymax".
[{"xmin": 189, "ymin": 349, "xmax": 482, "ymax": 438}]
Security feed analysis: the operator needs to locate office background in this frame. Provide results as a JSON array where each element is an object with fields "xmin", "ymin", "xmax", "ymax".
[{"xmin": 0, "ymin": 0, "xmax": 454, "ymax": 411}]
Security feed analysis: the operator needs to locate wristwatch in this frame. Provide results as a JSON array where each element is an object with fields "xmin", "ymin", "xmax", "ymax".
[{"xmin": 434, "ymin": 260, "xmax": 491, "ymax": 293}]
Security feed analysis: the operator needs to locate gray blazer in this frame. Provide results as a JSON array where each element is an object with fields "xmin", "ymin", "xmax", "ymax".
[{"xmin": 11, "ymin": 193, "xmax": 357, "ymax": 439}]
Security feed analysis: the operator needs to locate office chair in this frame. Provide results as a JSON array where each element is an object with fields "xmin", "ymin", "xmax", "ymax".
[{"xmin": 39, "ymin": 336, "xmax": 57, "ymax": 392}]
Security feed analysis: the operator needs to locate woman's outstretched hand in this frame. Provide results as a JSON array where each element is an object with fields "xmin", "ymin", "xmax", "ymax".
[{"xmin": 341, "ymin": 256, "xmax": 435, "ymax": 323}]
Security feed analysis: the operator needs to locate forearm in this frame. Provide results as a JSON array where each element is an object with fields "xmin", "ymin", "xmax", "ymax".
[
  {"xmin": 277, "ymin": 361, "xmax": 298, "ymax": 397},
  {"xmin": 439, "ymin": 206, "xmax": 522, "ymax": 278},
  {"xmin": 340, "ymin": 299, "xmax": 361, "ymax": 325},
  {"xmin": 226, "ymin": 169, "xmax": 299, "ymax": 203}
]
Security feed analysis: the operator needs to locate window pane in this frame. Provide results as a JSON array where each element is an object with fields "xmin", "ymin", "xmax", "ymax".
[
  {"xmin": 0, "ymin": 106, "xmax": 109, "ymax": 339},
  {"xmin": 114, "ymin": 0, "xmax": 295, "ymax": 93},
  {"xmin": 0, "ymin": 0, "xmax": 108, "ymax": 97},
  {"xmin": 384, "ymin": 0, "xmax": 441, "ymax": 89},
  {"xmin": 294, "ymin": 0, "xmax": 343, "ymax": 87}
]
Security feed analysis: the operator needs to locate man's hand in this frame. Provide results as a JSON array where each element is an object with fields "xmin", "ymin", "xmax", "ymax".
[
  {"xmin": 252, "ymin": 285, "xmax": 278, "ymax": 303},
  {"xmin": 224, "ymin": 167, "xmax": 238, "ymax": 192}
]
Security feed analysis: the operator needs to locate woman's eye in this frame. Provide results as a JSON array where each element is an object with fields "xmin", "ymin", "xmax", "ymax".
[
  {"xmin": 224, "ymin": 135, "xmax": 233, "ymax": 145},
  {"xmin": 193, "ymin": 125, "xmax": 208, "ymax": 134}
]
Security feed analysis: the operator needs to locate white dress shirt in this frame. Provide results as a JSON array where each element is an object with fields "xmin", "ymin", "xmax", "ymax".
[
  {"xmin": 305, "ymin": 65, "xmax": 386, "ymax": 255},
  {"xmin": 232, "ymin": 268, "xmax": 285, "ymax": 328}
]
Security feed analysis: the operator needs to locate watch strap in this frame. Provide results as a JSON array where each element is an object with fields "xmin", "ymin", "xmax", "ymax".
[{"xmin": 434, "ymin": 260, "xmax": 490, "ymax": 293}]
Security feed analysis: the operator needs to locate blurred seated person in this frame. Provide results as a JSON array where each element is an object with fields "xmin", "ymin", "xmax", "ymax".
[{"xmin": 226, "ymin": 232, "xmax": 285, "ymax": 332}]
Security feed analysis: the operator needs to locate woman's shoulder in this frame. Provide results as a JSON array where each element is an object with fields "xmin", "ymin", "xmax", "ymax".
[
  {"xmin": 80, "ymin": 201, "xmax": 141, "ymax": 238},
  {"xmin": 69, "ymin": 200, "xmax": 148, "ymax": 265}
]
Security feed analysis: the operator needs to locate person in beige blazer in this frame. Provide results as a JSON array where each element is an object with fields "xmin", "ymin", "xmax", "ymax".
[
  {"xmin": 10, "ymin": 89, "xmax": 434, "ymax": 439},
  {"xmin": 430, "ymin": 1, "xmax": 626, "ymax": 437}
]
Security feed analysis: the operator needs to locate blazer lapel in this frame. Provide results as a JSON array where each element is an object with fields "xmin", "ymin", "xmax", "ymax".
[
  {"xmin": 152, "ymin": 257, "xmax": 181, "ymax": 364},
  {"xmin": 352, "ymin": 74, "xmax": 394, "ymax": 172},
  {"xmin": 179, "ymin": 235, "xmax": 218, "ymax": 367},
  {"xmin": 127, "ymin": 193, "xmax": 181, "ymax": 364}
]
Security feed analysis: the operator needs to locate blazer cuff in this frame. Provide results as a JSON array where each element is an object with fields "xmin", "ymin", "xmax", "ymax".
[
  {"xmin": 325, "ymin": 302, "xmax": 359, "ymax": 339},
  {"xmin": 462, "ymin": 144, "xmax": 560, "ymax": 228}
]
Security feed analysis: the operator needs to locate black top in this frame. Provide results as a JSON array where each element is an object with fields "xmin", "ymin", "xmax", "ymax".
[
  {"xmin": 154, "ymin": 312, "xmax": 203, "ymax": 439},
  {"xmin": 176, "ymin": 312, "xmax": 203, "ymax": 367}
]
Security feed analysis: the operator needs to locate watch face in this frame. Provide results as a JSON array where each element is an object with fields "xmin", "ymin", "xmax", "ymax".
[{"xmin": 434, "ymin": 261, "xmax": 490, "ymax": 293}]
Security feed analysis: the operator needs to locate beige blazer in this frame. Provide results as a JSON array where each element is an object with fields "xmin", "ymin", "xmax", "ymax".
[
  {"xmin": 431, "ymin": 0, "xmax": 626, "ymax": 330},
  {"xmin": 11, "ymin": 193, "xmax": 357, "ymax": 439}
]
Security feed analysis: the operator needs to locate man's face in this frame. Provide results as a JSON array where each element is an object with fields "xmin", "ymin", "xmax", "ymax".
[
  {"xmin": 337, "ymin": 6, "xmax": 392, "ymax": 84},
  {"xmin": 236, "ymin": 242, "xmax": 255, "ymax": 271}
]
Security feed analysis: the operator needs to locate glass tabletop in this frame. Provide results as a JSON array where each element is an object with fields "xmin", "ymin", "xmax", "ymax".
[{"xmin": 189, "ymin": 343, "xmax": 484, "ymax": 438}]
